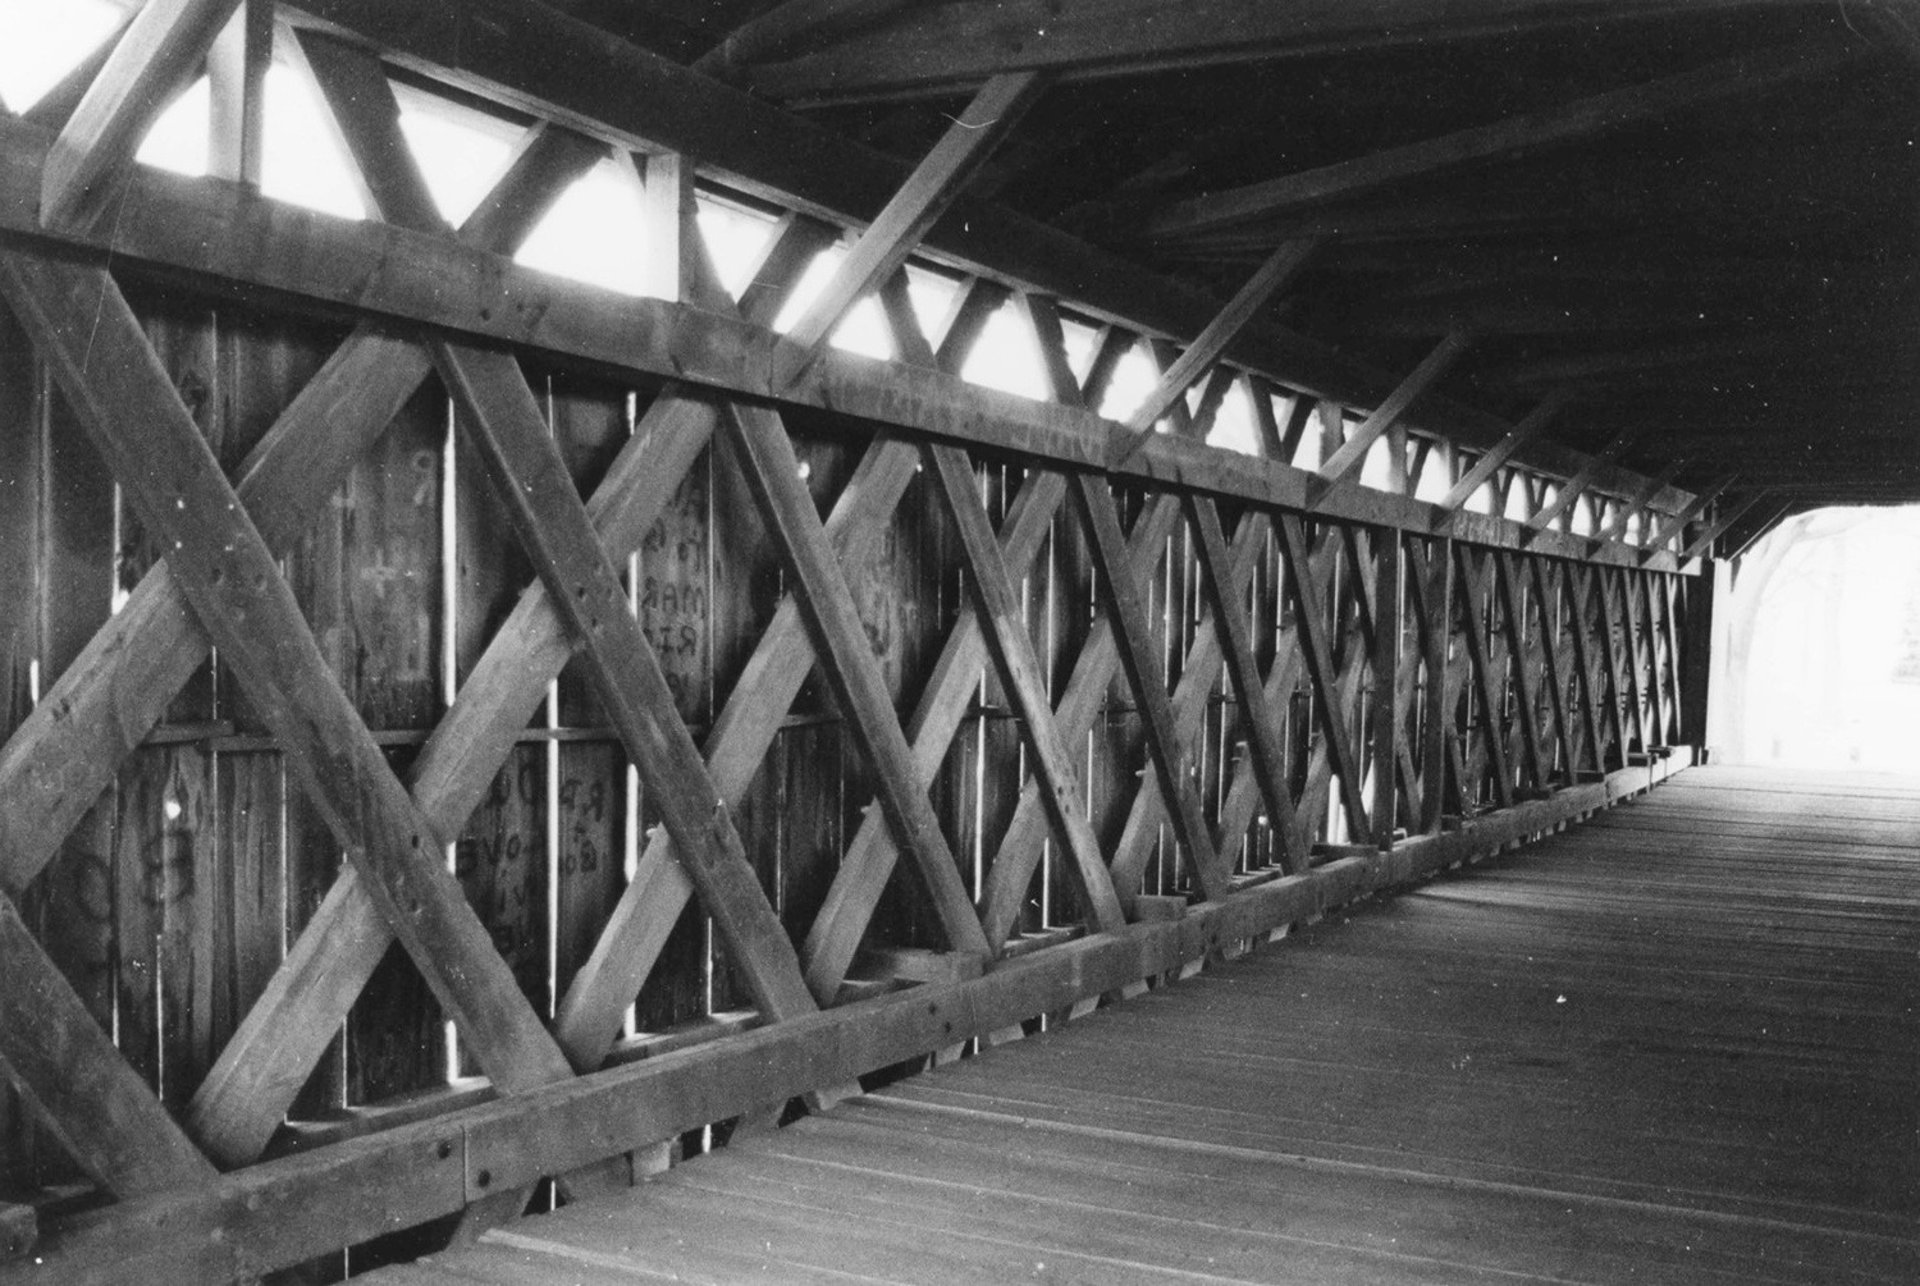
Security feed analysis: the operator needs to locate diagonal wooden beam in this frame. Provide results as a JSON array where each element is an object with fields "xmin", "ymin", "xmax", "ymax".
[
  {"xmin": 804, "ymin": 285, "xmax": 1076, "ymax": 982},
  {"xmin": 41, "ymin": 0, "xmax": 243, "ymax": 226},
  {"xmin": 1639, "ymin": 476, "xmax": 1732, "ymax": 561},
  {"xmin": 1493, "ymin": 552, "xmax": 1566, "ymax": 786},
  {"xmin": 882, "ymin": 282, "xmax": 1125, "ymax": 933},
  {"xmin": 1294, "ymin": 530, "xmax": 1379, "ymax": 844},
  {"xmin": 21, "ymin": 6, "xmax": 138, "ymax": 131},
  {"xmin": 1593, "ymin": 458, "xmax": 1689, "ymax": 546},
  {"xmin": 1, "ymin": 130, "xmax": 595, "ymax": 1174},
  {"xmin": 1146, "ymin": 41, "xmax": 1852, "ymax": 237},
  {"xmin": 1185, "ymin": 497, "xmax": 1308, "ymax": 871},
  {"xmin": 1476, "ymin": 549, "xmax": 1546, "ymax": 790},
  {"xmin": 1102, "ymin": 507, "xmax": 1277, "ymax": 901},
  {"xmin": 1368, "ymin": 533, "xmax": 1406, "ymax": 845},
  {"xmin": 0, "ymin": 118, "xmax": 595, "ymax": 900},
  {"xmin": 178, "ymin": 102, "xmax": 690, "ymax": 1177},
  {"xmin": 1122, "ymin": 238, "xmax": 1318, "ymax": 436},
  {"xmin": 1556, "ymin": 560, "xmax": 1611, "ymax": 775},
  {"xmin": 1593, "ymin": 566, "xmax": 1636, "ymax": 758},
  {"xmin": 1435, "ymin": 390, "xmax": 1567, "ymax": 516},
  {"xmin": 0, "ymin": 896, "xmax": 216, "ymax": 1198},
  {"xmin": 783, "ymin": 70, "xmax": 1047, "ymax": 361},
  {"xmin": 1452, "ymin": 546, "xmax": 1514, "ymax": 809},
  {"xmin": 1074, "ymin": 475, "xmax": 1230, "ymax": 901},
  {"xmin": 436, "ymin": 341, "xmax": 826, "ymax": 1017},
  {"xmin": 1275, "ymin": 514, "xmax": 1371, "ymax": 839},
  {"xmin": 986, "ymin": 488, "xmax": 1184, "ymax": 929},
  {"xmin": 1526, "ymin": 431, "xmax": 1639, "ymax": 532},
  {"xmin": 716, "ymin": 400, "xmax": 991, "ymax": 956},
  {"xmin": 1679, "ymin": 488, "xmax": 1769, "ymax": 562},
  {"xmin": 0, "ymin": 251, "xmax": 575, "ymax": 1095},
  {"xmin": 553, "ymin": 417, "xmax": 920, "ymax": 1051},
  {"xmin": 926, "ymin": 442, "xmax": 1129, "ymax": 932},
  {"xmin": 1317, "ymin": 329, "xmax": 1472, "ymax": 486},
  {"xmin": 1413, "ymin": 538, "xmax": 1455, "ymax": 831},
  {"xmin": 1206, "ymin": 575, "xmax": 1315, "ymax": 869}
]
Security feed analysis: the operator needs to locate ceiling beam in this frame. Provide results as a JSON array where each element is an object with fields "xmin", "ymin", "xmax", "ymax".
[
  {"xmin": 732, "ymin": 0, "xmax": 1813, "ymax": 103},
  {"xmin": 1144, "ymin": 39, "xmax": 1853, "ymax": 239},
  {"xmin": 692, "ymin": 0, "xmax": 917, "ymax": 83}
]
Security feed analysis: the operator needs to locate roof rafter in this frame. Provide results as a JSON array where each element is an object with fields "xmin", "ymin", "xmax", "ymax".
[
  {"xmin": 1144, "ymin": 39, "xmax": 1854, "ymax": 239},
  {"xmin": 731, "ymin": 0, "xmax": 1814, "ymax": 103}
]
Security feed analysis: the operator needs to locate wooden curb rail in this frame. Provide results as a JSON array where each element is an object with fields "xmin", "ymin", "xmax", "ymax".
[{"xmin": 20, "ymin": 752, "xmax": 1690, "ymax": 1284}]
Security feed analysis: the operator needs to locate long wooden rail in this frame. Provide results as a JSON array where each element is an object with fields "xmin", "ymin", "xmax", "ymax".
[
  {"xmin": 365, "ymin": 765, "xmax": 1920, "ymax": 1285},
  {"xmin": 0, "ymin": 4, "xmax": 1709, "ymax": 1280}
]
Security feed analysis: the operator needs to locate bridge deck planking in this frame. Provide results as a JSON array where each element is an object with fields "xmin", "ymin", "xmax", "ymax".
[{"xmin": 368, "ymin": 765, "xmax": 1920, "ymax": 1284}]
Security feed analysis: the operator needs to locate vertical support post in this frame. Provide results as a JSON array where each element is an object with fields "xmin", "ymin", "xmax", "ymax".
[
  {"xmin": 1679, "ymin": 560, "xmax": 1715, "ymax": 755},
  {"xmin": 208, "ymin": 0, "xmax": 271, "ymax": 186},
  {"xmin": 1370, "ymin": 532, "xmax": 1403, "ymax": 848},
  {"xmin": 1419, "ymin": 538, "xmax": 1453, "ymax": 833}
]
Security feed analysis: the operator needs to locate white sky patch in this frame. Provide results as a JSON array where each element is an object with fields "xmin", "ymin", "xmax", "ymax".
[
  {"xmin": 516, "ymin": 156, "xmax": 655, "ymax": 297},
  {"xmin": 1205, "ymin": 377, "xmax": 1260, "ymax": 456},
  {"xmin": 1413, "ymin": 441, "xmax": 1450, "ymax": 502},
  {"xmin": 1097, "ymin": 340, "xmax": 1159, "ymax": 424},
  {"xmin": 771, "ymin": 248, "xmax": 894, "ymax": 360},
  {"xmin": 957, "ymin": 296, "xmax": 1047, "ymax": 400},
  {"xmin": 393, "ymin": 82, "xmax": 519, "ymax": 228},
  {"xmin": 695, "ymin": 198, "xmax": 774, "ymax": 301},
  {"xmin": 261, "ymin": 62, "xmax": 366, "ymax": 220},
  {"xmin": 1359, "ymin": 433, "xmax": 1392, "ymax": 491},
  {"xmin": 0, "ymin": 0, "xmax": 123, "ymax": 114},
  {"xmin": 134, "ymin": 76, "xmax": 210, "ymax": 177},
  {"xmin": 901, "ymin": 263, "xmax": 958, "ymax": 353}
]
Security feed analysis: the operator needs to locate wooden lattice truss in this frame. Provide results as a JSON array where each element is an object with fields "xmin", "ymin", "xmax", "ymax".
[{"xmin": 0, "ymin": 2, "xmax": 1702, "ymax": 1278}]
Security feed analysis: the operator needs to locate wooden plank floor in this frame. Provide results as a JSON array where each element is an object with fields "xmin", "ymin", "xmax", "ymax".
[{"xmin": 370, "ymin": 766, "xmax": 1920, "ymax": 1284}]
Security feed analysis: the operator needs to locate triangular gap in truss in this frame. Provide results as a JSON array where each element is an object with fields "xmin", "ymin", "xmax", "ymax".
[
  {"xmin": 134, "ymin": 74, "xmax": 211, "ymax": 177},
  {"xmin": 772, "ymin": 246, "xmax": 896, "ymax": 359},
  {"xmin": 693, "ymin": 193, "xmax": 779, "ymax": 302},
  {"xmin": 1204, "ymin": 376, "xmax": 1262, "ymax": 456},
  {"xmin": 1412, "ymin": 438, "xmax": 1451, "ymax": 503},
  {"xmin": 125, "ymin": 30, "xmax": 371, "ymax": 221},
  {"xmin": 389, "ymin": 81, "xmax": 522, "ymax": 228},
  {"xmin": 953, "ymin": 292, "xmax": 1051, "ymax": 401},
  {"xmin": 0, "ymin": 1, "xmax": 124, "ymax": 114}
]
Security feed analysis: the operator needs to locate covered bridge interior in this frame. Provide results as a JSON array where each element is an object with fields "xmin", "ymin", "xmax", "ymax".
[{"xmin": 0, "ymin": 1, "xmax": 1915, "ymax": 1281}]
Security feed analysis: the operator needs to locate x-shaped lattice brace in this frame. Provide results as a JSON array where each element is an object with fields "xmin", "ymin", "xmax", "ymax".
[
  {"xmin": 0, "ymin": 22, "xmax": 1031, "ymax": 1213},
  {"xmin": 0, "ymin": 104, "xmax": 622, "ymax": 1199}
]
